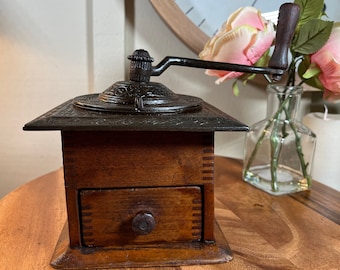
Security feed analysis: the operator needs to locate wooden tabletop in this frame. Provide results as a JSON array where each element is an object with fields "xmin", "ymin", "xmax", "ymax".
[{"xmin": 0, "ymin": 157, "xmax": 339, "ymax": 269}]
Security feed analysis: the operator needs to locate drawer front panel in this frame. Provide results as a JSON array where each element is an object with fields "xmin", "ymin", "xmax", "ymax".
[{"xmin": 80, "ymin": 186, "xmax": 202, "ymax": 247}]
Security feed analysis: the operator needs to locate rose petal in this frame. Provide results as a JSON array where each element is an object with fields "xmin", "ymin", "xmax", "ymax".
[
  {"xmin": 310, "ymin": 22, "xmax": 340, "ymax": 96},
  {"xmin": 199, "ymin": 6, "xmax": 274, "ymax": 83},
  {"xmin": 209, "ymin": 26, "xmax": 257, "ymax": 64},
  {"xmin": 323, "ymin": 89, "xmax": 340, "ymax": 102},
  {"xmin": 228, "ymin": 7, "xmax": 265, "ymax": 30},
  {"xmin": 246, "ymin": 23, "xmax": 275, "ymax": 63}
]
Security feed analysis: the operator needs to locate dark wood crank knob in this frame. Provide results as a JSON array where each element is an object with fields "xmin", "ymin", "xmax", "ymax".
[
  {"xmin": 131, "ymin": 212, "xmax": 156, "ymax": 235},
  {"xmin": 268, "ymin": 3, "xmax": 300, "ymax": 81}
]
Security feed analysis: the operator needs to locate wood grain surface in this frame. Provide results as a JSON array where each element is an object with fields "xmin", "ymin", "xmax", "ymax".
[{"xmin": 0, "ymin": 157, "xmax": 339, "ymax": 269}]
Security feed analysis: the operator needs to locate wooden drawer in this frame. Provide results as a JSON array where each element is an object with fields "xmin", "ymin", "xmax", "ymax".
[{"xmin": 79, "ymin": 186, "xmax": 202, "ymax": 247}]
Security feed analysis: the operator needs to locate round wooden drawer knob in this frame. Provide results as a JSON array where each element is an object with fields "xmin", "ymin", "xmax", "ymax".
[{"xmin": 132, "ymin": 212, "xmax": 156, "ymax": 235}]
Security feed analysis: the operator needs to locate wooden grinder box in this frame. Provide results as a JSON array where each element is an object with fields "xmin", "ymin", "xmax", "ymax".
[{"xmin": 24, "ymin": 50, "xmax": 248, "ymax": 269}]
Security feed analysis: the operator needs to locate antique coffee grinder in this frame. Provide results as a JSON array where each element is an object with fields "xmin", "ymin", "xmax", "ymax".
[{"xmin": 24, "ymin": 4, "xmax": 299, "ymax": 269}]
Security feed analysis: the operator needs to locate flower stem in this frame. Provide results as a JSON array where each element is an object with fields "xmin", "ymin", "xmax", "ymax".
[
  {"xmin": 283, "ymin": 107, "xmax": 312, "ymax": 186},
  {"xmin": 270, "ymin": 115, "xmax": 282, "ymax": 191},
  {"xmin": 244, "ymin": 97, "xmax": 291, "ymax": 174}
]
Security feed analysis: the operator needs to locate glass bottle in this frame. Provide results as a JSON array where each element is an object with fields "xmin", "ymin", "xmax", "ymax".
[{"xmin": 243, "ymin": 84, "xmax": 316, "ymax": 195}]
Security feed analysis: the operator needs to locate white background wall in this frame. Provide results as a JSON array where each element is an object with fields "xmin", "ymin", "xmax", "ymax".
[{"xmin": 0, "ymin": 0, "xmax": 304, "ymax": 198}]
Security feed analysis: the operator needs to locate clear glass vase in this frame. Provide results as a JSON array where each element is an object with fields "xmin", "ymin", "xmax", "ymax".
[{"xmin": 243, "ymin": 84, "xmax": 316, "ymax": 195}]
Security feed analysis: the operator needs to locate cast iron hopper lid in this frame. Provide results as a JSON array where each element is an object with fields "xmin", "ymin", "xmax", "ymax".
[
  {"xmin": 73, "ymin": 50, "xmax": 202, "ymax": 114},
  {"xmin": 23, "ymin": 99, "xmax": 248, "ymax": 132},
  {"xmin": 23, "ymin": 49, "xmax": 248, "ymax": 132},
  {"xmin": 72, "ymin": 81, "xmax": 202, "ymax": 114}
]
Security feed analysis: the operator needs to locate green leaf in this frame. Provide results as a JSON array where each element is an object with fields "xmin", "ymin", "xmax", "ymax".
[
  {"xmin": 302, "ymin": 75, "xmax": 324, "ymax": 90},
  {"xmin": 302, "ymin": 63, "xmax": 321, "ymax": 79},
  {"xmin": 254, "ymin": 49, "xmax": 270, "ymax": 67},
  {"xmin": 243, "ymin": 73, "xmax": 256, "ymax": 84},
  {"xmin": 292, "ymin": 19, "xmax": 333, "ymax": 54},
  {"xmin": 237, "ymin": 72, "xmax": 257, "ymax": 86},
  {"xmin": 232, "ymin": 80, "xmax": 240, "ymax": 96},
  {"xmin": 297, "ymin": 57, "xmax": 323, "ymax": 90},
  {"xmin": 294, "ymin": 0, "xmax": 325, "ymax": 26},
  {"xmin": 297, "ymin": 55, "xmax": 309, "ymax": 77}
]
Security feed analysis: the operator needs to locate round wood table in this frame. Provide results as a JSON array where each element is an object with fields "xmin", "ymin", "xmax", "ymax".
[{"xmin": 0, "ymin": 157, "xmax": 339, "ymax": 269}]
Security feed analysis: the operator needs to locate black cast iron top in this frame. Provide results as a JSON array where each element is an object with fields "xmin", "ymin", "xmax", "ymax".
[{"xmin": 23, "ymin": 98, "xmax": 248, "ymax": 132}]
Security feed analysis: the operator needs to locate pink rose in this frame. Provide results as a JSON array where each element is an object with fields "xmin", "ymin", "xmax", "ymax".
[
  {"xmin": 310, "ymin": 22, "xmax": 340, "ymax": 101},
  {"xmin": 199, "ymin": 7, "xmax": 275, "ymax": 84}
]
